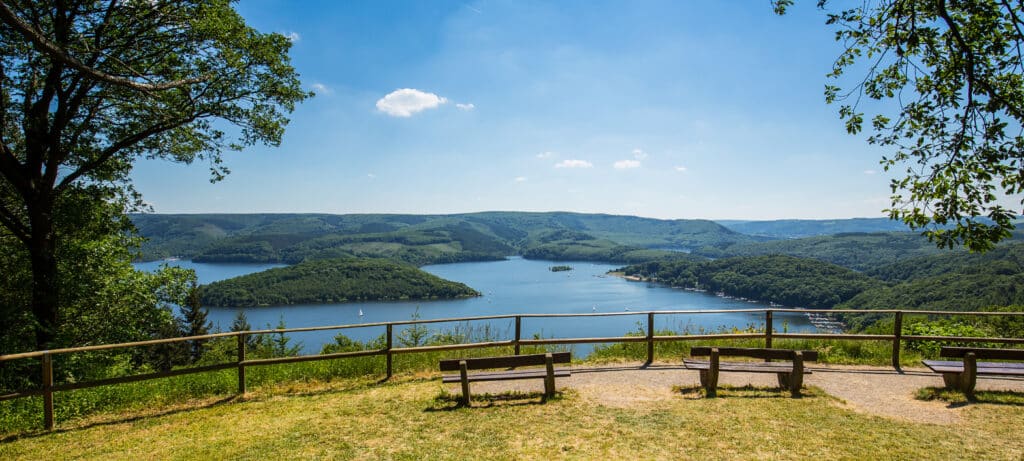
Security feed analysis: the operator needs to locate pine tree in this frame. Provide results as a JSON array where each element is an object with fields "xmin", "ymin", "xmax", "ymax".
[{"xmin": 179, "ymin": 282, "xmax": 212, "ymax": 364}]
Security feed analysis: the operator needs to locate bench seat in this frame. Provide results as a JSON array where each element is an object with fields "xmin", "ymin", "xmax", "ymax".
[
  {"xmin": 683, "ymin": 359, "xmax": 815, "ymax": 375},
  {"xmin": 684, "ymin": 347, "xmax": 817, "ymax": 398},
  {"xmin": 922, "ymin": 347, "xmax": 1024, "ymax": 398},
  {"xmin": 922, "ymin": 360, "xmax": 1024, "ymax": 376},
  {"xmin": 439, "ymin": 352, "xmax": 571, "ymax": 405},
  {"xmin": 441, "ymin": 368, "xmax": 571, "ymax": 383}
]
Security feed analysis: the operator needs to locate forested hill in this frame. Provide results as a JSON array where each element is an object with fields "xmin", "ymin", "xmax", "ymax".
[
  {"xmin": 692, "ymin": 232, "xmax": 956, "ymax": 271},
  {"xmin": 620, "ymin": 255, "xmax": 882, "ymax": 309},
  {"xmin": 200, "ymin": 258, "xmax": 479, "ymax": 307},
  {"xmin": 131, "ymin": 212, "xmax": 755, "ymax": 264},
  {"xmin": 620, "ymin": 242, "xmax": 1024, "ymax": 329}
]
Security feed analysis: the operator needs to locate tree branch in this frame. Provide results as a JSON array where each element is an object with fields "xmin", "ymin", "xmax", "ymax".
[
  {"xmin": 936, "ymin": 0, "xmax": 1024, "ymax": 121},
  {"xmin": 0, "ymin": 198, "xmax": 29, "ymax": 243},
  {"xmin": 0, "ymin": 1, "xmax": 208, "ymax": 92},
  {"xmin": 56, "ymin": 115, "xmax": 198, "ymax": 191}
]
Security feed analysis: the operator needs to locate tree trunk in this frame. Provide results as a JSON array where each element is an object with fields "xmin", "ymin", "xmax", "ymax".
[{"xmin": 27, "ymin": 202, "xmax": 59, "ymax": 350}]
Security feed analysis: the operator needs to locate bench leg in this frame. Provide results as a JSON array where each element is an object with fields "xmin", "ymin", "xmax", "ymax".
[
  {"xmin": 705, "ymin": 349, "xmax": 719, "ymax": 398},
  {"xmin": 788, "ymin": 352, "xmax": 804, "ymax": 397},
  {"xmin": 961, "ymin": 353, "xmax": 977, "ymax": 400},
  {"xmin": 543, "ymin": 353, "xmax": 555, "ymax": 399},
  {"xmin": 788, "ymin": 371, "xmax": 804, "ymax": 398},
  {"xmin": 459, "ymin": 360, "xmax": 471, "ymax": 406},
  {"xmin": 777, "ymin": 373, "xmax": 790, "ymax": 389},
  {"xmin": 942, "ymin": 373, "xmax": 960, "ymax": 389}
]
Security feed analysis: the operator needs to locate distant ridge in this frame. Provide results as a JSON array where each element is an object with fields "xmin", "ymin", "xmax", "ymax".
[
  {"xmin": 130, "ymin": 211, "xmax": 754, "ymax": 264},
  {"xmin": 715, "ymin": 218, "xmax": 911, "ymax": 239}
]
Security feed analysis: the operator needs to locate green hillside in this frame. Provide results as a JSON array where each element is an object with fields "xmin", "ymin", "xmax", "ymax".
[
  {"xmin": 836, "ymin": 243, "xmax": 1024, "ymax": 312},
  {"xmin": 200, "ymin": 258, "xmax": 479, "ymax": 307},
  {"xmin": 131, "ymin": 212, "xmax": 753, "ymax": 264},
  {"xmin": 693, "ymin": 232, "xmax": 954, "ymax": 271},
  {"xmin": 622, "ymin": 243, "xmax": 1024, "ymax": 315},
  {"xmin": 620, "ymin": 255, "xmax": 882, "ymax": 309}
]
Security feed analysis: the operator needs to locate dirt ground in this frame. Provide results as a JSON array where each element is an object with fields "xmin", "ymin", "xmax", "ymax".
[{"xmin": 447, "ymin": 362, "xmax": 1024, "ymax": 424}]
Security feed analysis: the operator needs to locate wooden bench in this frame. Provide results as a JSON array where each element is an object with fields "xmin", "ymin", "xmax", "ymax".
[
  {"xmin": 683, "ymin": 347, "xmax": 818, "ymax": 397},
  {"xmin": 922, "ymin": 347, "xmax": 1024, "ymax": 398},
  {"xmin": 439, "ymin": 352, "xmax": 571, "ymax": 405}
]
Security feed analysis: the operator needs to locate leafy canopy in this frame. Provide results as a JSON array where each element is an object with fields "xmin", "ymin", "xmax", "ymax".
[
  {"xmin": 0, "ymin": 0, "xmax": 309, "ymax": 347},
  {"xmin": 776, "ymin": 0, "xmax": 1024, "ymax": 251}
]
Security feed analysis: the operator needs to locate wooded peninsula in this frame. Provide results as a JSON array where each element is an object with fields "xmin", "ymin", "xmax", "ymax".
[{"xmin": 200, "ymin": 258, "xmax": 479, "ymax": 307}]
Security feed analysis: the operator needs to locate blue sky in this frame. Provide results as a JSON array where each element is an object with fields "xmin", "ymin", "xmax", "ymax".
[{"xmin": 130, "ymin": 0, "xmax": 897, "ymax": 220}]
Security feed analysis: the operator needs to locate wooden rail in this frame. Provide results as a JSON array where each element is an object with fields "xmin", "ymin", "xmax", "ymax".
[{"xmin": 1, "ymin": 307, "xmax": 1022, "ymax": 430}]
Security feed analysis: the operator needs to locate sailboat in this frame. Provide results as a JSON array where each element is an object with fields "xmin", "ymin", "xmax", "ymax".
[{"xmin": 358, "ymin": 308, "xmax": 364, "ymax": 317}]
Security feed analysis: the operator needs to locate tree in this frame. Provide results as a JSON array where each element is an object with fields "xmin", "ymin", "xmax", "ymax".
[
  {"xmin": 0, "ymin": 0, "xmax": 310, "ymax": 349},
  {"xmin": 776, "ymin": 0, "xmax": 1023, "ymax": 251},
  {"xmin": 180, "ymin": 281, "xmax": 211, "ymax": 364},
  {"xmin": 229, "ymin": 309, "xmax": 259, "ymax": 350}
]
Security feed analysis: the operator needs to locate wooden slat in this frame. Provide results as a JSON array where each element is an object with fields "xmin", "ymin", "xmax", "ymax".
[
  {"xmin": 939, "ymin": 347, "xmax": 1024, "ymax": 360},
  {"xmin": 392, "ymin": 340, "xmax": 513, "ymax": 354},
  {"xmin": 518, "ymin": 336, "xmax": 648, "ymax": 346},
  {"xmin": 439, "ymin": 352, "xmax": 571, "ymax": 371},
  {"xmin": 241, "ymin": 349, "xmax": 384, "ymax": 367},
  {"xmin": 774, "ymin": 333, "xmax": 894, "ymax": 341},
  {"xmin": 53, "ymin": 362, "xmax": 237, "ymax": 392},
  {"xmin": 441, "ymin": 368, "xmax": 571, "ymax": 383},
  {"xmin": 0, "ymin": 389, "xmax": 46, "ymax": 402},
  {"xmin": 923, "ymin": 360, "xmax": 1024, "ymax": 376},
  {"xmin": 689, "ymin": 347, "xmax": 819, "ymax": 362},
  {"xmin": 683, "ymin": 359, "xmax": 811, "ymax": 374}
]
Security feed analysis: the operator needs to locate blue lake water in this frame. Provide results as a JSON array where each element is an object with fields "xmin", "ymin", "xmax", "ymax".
[{"xmin": 135, "ymin": 257, "xmax": 818, "ymax": 356}]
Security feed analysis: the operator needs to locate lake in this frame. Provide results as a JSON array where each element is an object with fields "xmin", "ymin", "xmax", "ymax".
[{"xmin": 135, "ymin": 257, "xmax": 819, "ymax": 356}]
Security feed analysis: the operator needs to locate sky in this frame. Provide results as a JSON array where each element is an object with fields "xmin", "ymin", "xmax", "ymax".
[{"xmin": 130, "ymin": 0, "xmax": 900, "ymax": 221}]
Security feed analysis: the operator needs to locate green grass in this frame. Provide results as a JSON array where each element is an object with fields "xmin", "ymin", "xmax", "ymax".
[
  {"xmin": 917, "ymin": 387, "xmax": 1024, "ymax": 406},
  {"xmin": 2, "ymin": 376, "xmax": 1023, "ymax": 460}
]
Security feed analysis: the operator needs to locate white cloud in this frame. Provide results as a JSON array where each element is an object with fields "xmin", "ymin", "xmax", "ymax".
[
  {"xmin": 632, "ymin": 149, "xmax": 648, "ymax": 160},
  {"xmin": 863, "ymin": 169, "xmax": 877, "ymax": 175},
  {"xmin": 674, "ymin": 166, "xmax": 687, "ymax": 172},
  {"xmin": 284, "ymin": 31, "xmax": 301, "ymax": 43},
  {"xmin": 376, "ymin": 88, "xmax": 448, "ymax": 117},
  {"xmin": 310, "ymin": 83, "xmax": 332, "ymax": 95},
  {"xmin": 514, "ymin": 176, "xmax": 528, "ymax": 182},
  {"xmin": 536, "ymin": 151, "xmax": 554, "ymax": 159},
  {"xmin": 613, "ymin": 159, "xmax": 641, "ymax": 169},
  {"xmin": 555, "ymin": 159, "xmax": 593, "ymax": 169},
  {"xmin": 456, "ymin": 103, "xmax": 475, "ymax": 111},
  {"xmin": 367, "ymin": 173, "xmax": 377, "ymax": 179}
]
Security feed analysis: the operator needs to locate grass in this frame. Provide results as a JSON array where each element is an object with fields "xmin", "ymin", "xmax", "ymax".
[
  {"xmin": 917, "ymin": 387, "xmax": 1024, "ymax": 406},
  {"xmin": 2, "ymin": 375, "xmax": 1023, "ymax": 460}
]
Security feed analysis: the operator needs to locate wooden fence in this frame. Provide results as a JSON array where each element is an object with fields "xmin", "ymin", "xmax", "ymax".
[{"xmin": 2, "ymin": 308, "xmax": 1023, "ymax": 430}]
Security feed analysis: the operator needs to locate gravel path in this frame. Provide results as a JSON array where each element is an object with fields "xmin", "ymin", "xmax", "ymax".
[{"xmin": 448, "ymin": 362, "xmax": 1024, "ymax": 424}]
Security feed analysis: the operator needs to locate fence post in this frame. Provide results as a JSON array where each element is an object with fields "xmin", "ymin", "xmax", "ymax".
[
  {"xmin": 892, "ymin": 311, "xmax": 903, "ymax": 370},
  {"xmin": 765, "ymin": 310, "xmax": 773, "ymax": 349},
  {"xmin": 646, "ymin": 312, "xmax": 655, "ymax": 364},
  {"xmin": 385, "ymin": 324, "xmax": 393, "ymax": 380},
  {"xmin": 42, "ymin": 352, "xmax": 54, "ymax": 430},
  {"xmin": 514, "ymin": 316, "xmax": 522, "ymax": 356},
  {"xmin": 237, "ymin": 333, "xmax": 246, "ymax": 394}
]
